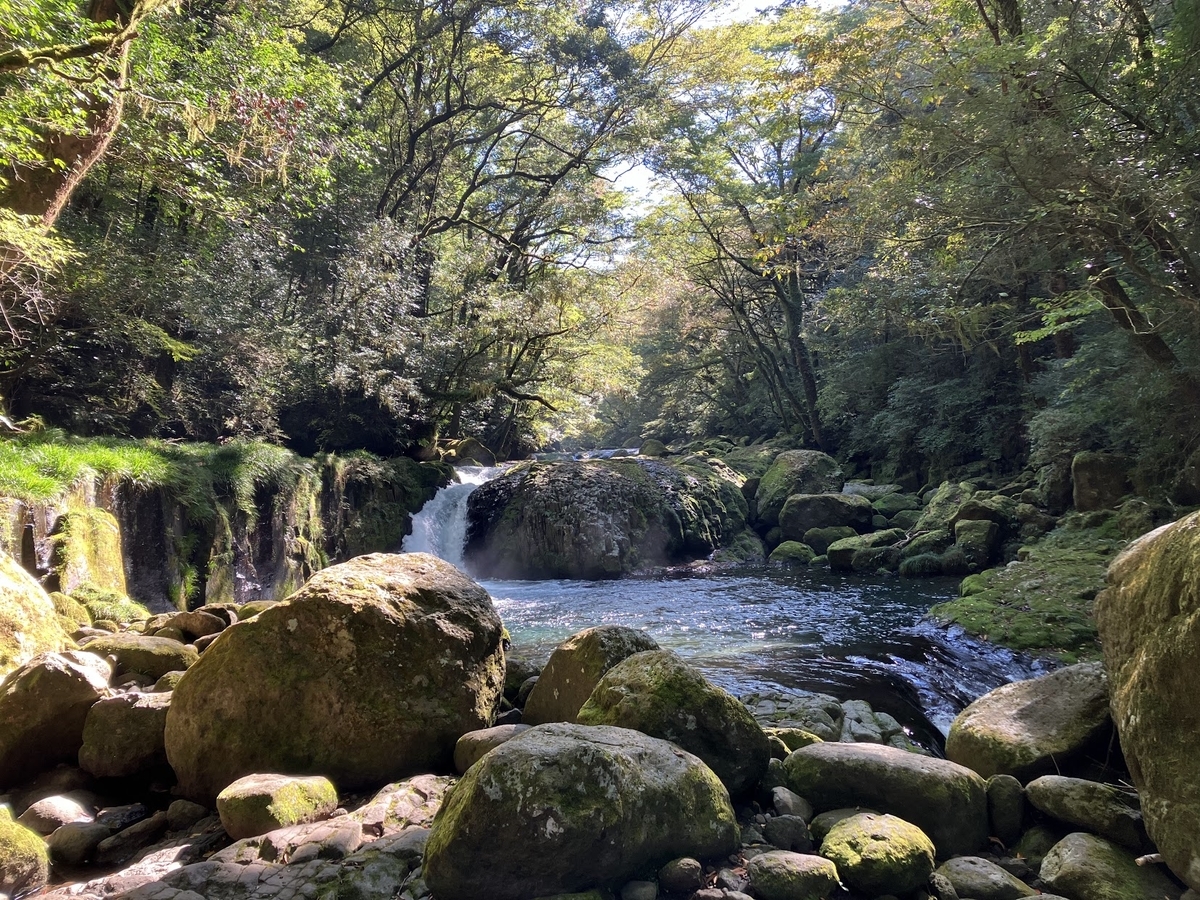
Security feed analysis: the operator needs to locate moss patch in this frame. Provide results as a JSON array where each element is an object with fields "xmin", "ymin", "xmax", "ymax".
[
  {"xmin": 0, "ymin": 805, "xmax": 49, "ymax": 896},
  {"xmin": 70, "ymin": 585, "xmax": 151, "ymax": 624}
]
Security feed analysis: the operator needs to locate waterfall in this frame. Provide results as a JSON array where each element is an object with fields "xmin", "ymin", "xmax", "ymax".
[{"xmin": 402, "ymin": 466, "xmax": 506, "ymax": 570}]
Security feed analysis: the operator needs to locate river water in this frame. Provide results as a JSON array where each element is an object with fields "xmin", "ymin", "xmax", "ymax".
[{"xmin": 402, "ymin": 467, "xmax": 1052, "ymax": 748}]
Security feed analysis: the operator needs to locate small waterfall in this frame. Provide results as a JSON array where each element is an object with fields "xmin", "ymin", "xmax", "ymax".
[{"xmin": 402, "ymin": 466, "xmax": 506, "ymax": 569}]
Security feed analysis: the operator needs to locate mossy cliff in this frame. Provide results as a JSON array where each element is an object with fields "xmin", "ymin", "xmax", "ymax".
[{"xmin": 0, "ymin": 434, "xmax": 449, "ymax": 611}]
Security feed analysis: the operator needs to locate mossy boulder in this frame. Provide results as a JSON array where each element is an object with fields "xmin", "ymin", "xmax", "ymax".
[
  {"xmin": 745, "ymin": 849, "xmax": 839, "ymax": 900},
  {"xmin": 70, "ymin": 585, "xmax": 151, "ymax": 625},
  {"xmin": 945, "ymin": 662, "xmax": 1111, "ymax": 781},
  {"xmin": 899, "ymin": 528, "xmax": 954, "ymax": 560},
  {"xmin": 1072, "ymin": 452, "xmax": 1132, "ymax": 512},
  {"xmin": 0, "ymin": 805, "xmax": 49, "ymax": 898},
  {"xmin": 819, "ymin": 812, "xmax": 934, "ymax": 896},
  {"xmin": 1026, "ymin": 776, "xmax": 1147, "ymax": 853},
  {"xmin": 51, "ymin": 592, "xmax": 92, "ymax": 629},
  {"xmin": 523, "ymin": 626, "xmax": 659, "ymax": 726},
  {"xmin": 48, "ymin": 506, "xmax": 127, "ymax": 595},
  {"xmin": 165, "ymin": 553, "xmax": 506, "ymax": 803},
  {"xmin": 782, "ymin": 742, "xmax": 988, "ymax": 857},
  {"xmin": 710, "ymin": 528, "xmax": 766, "ymax": 563},
  {"xmin": 216, "ymin": 773, "xmax": 339, "ymax": 840},
  {"xmin": 778, "ymin": 494, "xmax": 872, "ymax": 542},
  {"xmin": 423, "ymin": 723, "xmax": 738, "ymax": 900},
  {"xmin": 80, "ymin": 633, "xmax": 199, "ymax": 680},
  {"xmin": 465, "ymin": 458, "xmax": 747, "ymax": 579},
  {"xmin": 0, "ymin": 651, "xmax": 111, "ymax": 788},
  {"xmin": 768, "ymin": 542, "xmax": 816, "ymax": 565},
  {"xmin": 78, "ymin": 690, "xmax": 171, "ymax": 778},
  {"xmin": 1039, "ymin": 832, "xmax": 1183, "ymax": 900},
  {"xmin": 0, "ymin": 554, "xmax": 72, "ymax": 677},
  {"xmin": 873, "ymin": 493, "xmax": 921, "ymax": 518},
  {"xmin": 914, "ymin": 481, "xmax": 976, "ymax": 532},
  {"xmin": 576, "ymin": 650, "xmax": 771, "ymax": 796},
  {"xmin": 754, "ymin": 451, "xmax": 844, "ymax": 528},
  {"xmin": 954, "ymin": 518, "xmax": 1001, "ymax": 570},
  {"xmin": 638, "ymin": 439, "xmax": 668, "ymax": 457},
  {"xmin": 1095, "ymin": 511, "xmax": 1200, "ymax": 889},
  {"xmin": 935, "ymin": 856, "xmax": 1037, "ymax": 899},
  {"xmin": 826, "ymin": 529, "xmax": 905, "ymax": 572},
  {"xmin": 802, "ymin": 526, "xmax": 857, "ymax": 555}
]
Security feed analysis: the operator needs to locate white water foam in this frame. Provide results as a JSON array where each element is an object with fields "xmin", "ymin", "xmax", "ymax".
[{"xmin": 402, "ymin": 466, "xmax": 506, "ymax": 570}]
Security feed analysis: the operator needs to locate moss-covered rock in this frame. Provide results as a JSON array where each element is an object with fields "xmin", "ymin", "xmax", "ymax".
[
  {"xmin": 820, "ymin": 812, "xmax": 934, "ymax": 896},
  {"xmin": 873, "ymin": 493, "xmax": 921, "ymax": 518},
  {"xmin": 710, "ymin": 528, "xmax": 766, "ymax": 564},
  {"xmin": 783, "ymin": 742, "xmax": 988, "ymax": 857},
  {"xmin": 778, "ymin": 494, "xmax": 872, "ymax": 543},
  {"xmin": 954, "ymin": 518, "xmax": 1001, "ymax": 570},
  {"xmin": 768, "ymin": 542, "xmax": 816, "ymax": 565},
  {"xmin": 423, "ymin": 723, "xmax": 738, "ymax": 900},
  {"xmin": 453, "ymin": 724, "xmax": 531, "ymax": 773},
  {"xmin": 80, "ymin": 632, "xmax": 198, "ymax": 680},
  {"xmin": 0, "ymin": 650, "xmax": 111, "ymax": 788},
  {"xmin": 165, "ymin": 553, "xmax": 505, "ymax": 803},
  {"xmin": 935, "ymin": 856, "xmax": 1037, "ymax": 899},
  {"xmin": 745, "ymin": 849, "xmax": 839, "ymax": 900},
  {"xmin": 899, "ymin": 552, "xmax": 943, "ymax": 577},
  {"xmin": 70, "ymin": 585, "xmax": 151, "ymax": 625},
  {"xmin": 0, "ymin": 805, "xmax": 49, "ymax": 898},
  {"xmin": 754, "ymin": 451, "xmax": 844, "ymax": 528},
  {"xmin": 523, "ymin": 626, "xmax": 659, "ymax": 726},
  {"xmin": 464, "ymin": 458, "xmax": 748, "ymax": 579},
  {"xmin": 945, "ymin": 662, "xmax": 1111, "ymax": 781},
  {"xmin": 802, "ymin": 526, "xmax": 857, "ymax": 555},
  {"xmin": 638, "ymin": 439, "xmax": 668, "ymax": 457},
  {"xmin": 826, "ymin": 529, "xmax": 905, "ymax": 572},
  {"xmin": 1039, "ymin": 832, "xmax": 1183, "ymax": 900},
  {"xmin": 48, "ymin": 506, "xmax": 127, "ymax": 595},
  {"xmin": 1026, "ymin": 776, "xmax": 1147, "ymax": 853},
  {"xmin": 1072, "ymin": 452, "xmax": 1132, "ymax": 512},
  {"xmin": 0, "ymin": 554, "xmax": 72, "ymax": 677},
  {"xmin": 78, "ymin": 690, "xmax": 171, "ymax": 778},
  {"xmin": 236, "ymin": 599, "xmax": 278, "ymax": 620},
  {"xmin": 1097, "ymin": 511, "xmax": 1200, "ymax": 890},
  {"xmin": 899, "ymin": 527, "xmax": 954, "ymax": 560},
  {"xmin": 216, "ymin": 773, "xmax": 339, "ymax": 840},
  {"xmin": 51, "ymin": 592, "xmax": 92, "ymax": 629},
  {"xmin": 914, "ymin": 481, "xmax": 976, "ymax": 532},
  {"xmin": 577, "ymin": 650, "xmax": 770, "ymax": 797}
]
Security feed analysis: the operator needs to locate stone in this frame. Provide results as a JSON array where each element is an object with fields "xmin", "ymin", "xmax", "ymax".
[
  {"xmin": 801, "ymin": 526, "xmax": 856, "ymax": 555},
  {"xmin": 0, "ymin": 805, "xmax": 48, "ymax": 897},
  {"xmin": 216, "ymin": 773, "xmax": 339, "ymax": 840},
  {"xmin": 954, "ymin": 519, "xmax": 1000, "ymax": 569},
  {"xmin": 778, "ymin": 494, "xmax": 873, "ymax": 542},
  {"xmin": 166, "ymin": 800, "xmax": 209, "ymax": 832},
  {"xmin": 935, "ymin": 856, "xmax": 1037, "ymax": 900},
  {"xmin": 165, "ymin": 553, "xmax": 505, "ymax": 803},
  {"xmin": 761, "ymin": 815, "xmax": 812, "ymax": 852},
  {"xmin": 771, "ymin": 786, "xmax": 813, "ymax": 822},
  {"xmin": 1040, "ymin": 832, "xmax": 1183, "ymax": 900},
  {"xmin": 45, "ymin": 820, "xmax": 112, "ymax": 866},
  {"xmin": 873, "ymin": 493, "xmax": 922, "ymax": 517},
  {"xmin": 152, "ymin": 671, "xmax": 185, "ymax": 692},
  {"xmin": 94, "ymin": 810, "xmax": 170, "ymax": 866},
  {"xmin": 47, "ymin": 506, "xmax": 127, "ymax": 596},
  {"xmin": 768, "ymin": 542, "xmax": 816, "ymax": 565},
  {"xmin": 639, "ymin": 439, "xmax": 668, "ymax": 458},
  {"xmin": 826, "ymin": 530, "xmax": 905, "ymax": 572},
  {"xmin": 744, "ymin": 850, "xmax": 839, "ymax": 900},
  {"xmin": 914, "ymin": 482, "xmax": 977, "ymax": 532},
  {"xmin": 783, "ymin": 742, "xmax": 987, "ymax": 857},
  {"xmin": 159, "ymin": 611, "xmax": 226, "ymax": 641},
  {"xmin": 1014, "ymin": 824, "xmax": 1063, "ymax": 870},
  {"xmin": 15, "ymin": 795, "xmax": 92, "ymax": 835},
  {"xmin": 423, "ymin": 723, "xmax": 737, "ymax": 900},
  {"xmin": 504, "ymin": 655, "xmax": 541, "ymax": 703},
  {"xmin": 0, "ymin": 555, "xmax": 72, "ymax": 678},
  {"xmin": 622, "ymin": 879, "xmax": 658, "ymax": 900},
  {"xmin": 78, "ymin": 690, "xmax": 171, "ymax": 778},
  {"xmin": 755, "ymin": 450, "xmax": 845, "ymax": 528},
  {"xmin": 453, "ymin": 724, "xmax": 530, "ymax": 773},
  {"xmin": 1072, "ymin": 452, "xmax": 1132, "ymax": 512},
  {"xmin": 576, "ymin": 649, "xmax": 770, "ymax": 796},
  {"xmin": 523, "ymin": 625, "xmax": 659, "ymax": 726},
  {"xmin": 658, "ymin": 857, "xmax": 703, "ymax": 894},
  {"xmin": 79, "ymin": 633, "xmax": 198, "ymax": 680},
  {"xmin": 986, "ymin": 774, "xmax": 1025, "ymax": 848},
  {"xmin": 820, "ymin": 812, "xmax": 935, "ymax": 897},
  {"xmin": 0, "ymin": 651, "xmax": 111, "ymax": 789},
  {"xmin": 1025, "ymin": 776, "xmax": 1146, "ymax": 852},
  {"xmin": 945, "ymin": 662, "xmax": 1111, "ymax": 781},
  {"xmin": 1096, "ymin": 513, "xmax": 1200, "ymax": 888},
  {"xmin": 95, "ymin": 802, "xmax": 148, "ymax": 831}
]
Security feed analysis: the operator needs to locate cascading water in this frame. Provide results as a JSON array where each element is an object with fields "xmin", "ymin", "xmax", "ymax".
[{"xmin": 401, "ymin": 465, "xmax": 507, "ymax": 569}]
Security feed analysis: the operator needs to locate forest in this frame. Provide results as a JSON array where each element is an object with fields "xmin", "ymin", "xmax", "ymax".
[{"xmin": 2, "ymin": 0, "xmax": 1199, "ymax": 490}]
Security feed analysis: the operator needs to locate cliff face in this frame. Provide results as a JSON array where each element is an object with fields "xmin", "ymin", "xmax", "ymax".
[{"xmin": 0, "ymin": 454, "xmax": 449, "ymax": 611}]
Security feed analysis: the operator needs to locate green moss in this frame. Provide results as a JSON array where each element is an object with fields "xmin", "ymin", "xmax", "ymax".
[
  {"xmin": 71, "ymin": 584, "xmax": 151, "ymax": 623},
  {"xmin": 51, "ymin": 591, "xmax": 92, "ymax": 627},
  {"xmin": 0, "ymin": 805, "xmax": 49, "ymax": 895},
  {"xmin": 898, "ymin": 553, "xmax": 942, "ymax": 578},
  {"xmin": 820, "ymin": 812, "xmax": 934, "ymax": 896},
  {"xmin": 768, "ymin": 541, "xmax": 816, "ymax": 565}
]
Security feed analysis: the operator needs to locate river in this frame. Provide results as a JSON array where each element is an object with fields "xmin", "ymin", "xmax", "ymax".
[{"xmin": 402, "ymin": 466, "xmax": 1052, "ymax": 750}]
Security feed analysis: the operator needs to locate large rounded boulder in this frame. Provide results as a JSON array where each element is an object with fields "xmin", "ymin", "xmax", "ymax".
[
  {"xmin": 778, "ymin": 493, "xmax": 873, "ymax": 541},
  {"xmin": 577, "ymin": 649, "xmax": 771, "ymax": 796},
  {"xmin": 0, "ymin": 555, "xmax": 72, "ymax": 677},
  {"xmin": 464, "ymin": 458, "xmax": 747, "ymax": 579},
  {"xmin": 754, "ymin": 450, "xmax": 844, "ymax": 528},
  {"xmin": 423, "ymin": 723, "xmax": 738, "ymax": 900},
  {"xmin": 945, "ymin": 662, "xmax": 1111, "ymax": 781},
  {"xmin": 165, "ymin": 553, "xmax": 506, "ymax": 803},
  {"xmin": 1096, "ymin": 511, "xmax": 1200, "ymax": 890}
]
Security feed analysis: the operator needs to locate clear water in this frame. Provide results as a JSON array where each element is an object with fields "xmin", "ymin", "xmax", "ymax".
[{"xmin": 403, "ymin": 466, "xmax": 1054, "ymax": 748}]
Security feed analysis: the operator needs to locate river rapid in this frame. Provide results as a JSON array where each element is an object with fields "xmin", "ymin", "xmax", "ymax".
[{"xmin": 403, "ymin": 466, "xmax": 1053, "ymax": 750}]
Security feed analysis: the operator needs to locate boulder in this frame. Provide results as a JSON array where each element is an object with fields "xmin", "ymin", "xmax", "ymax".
[
  {"xmin": 768, "ymin": 542, "xmax": 816, "ymax": 565},
  {"xmin": 945, "ymin": 662, "xmax": 1111, "ymax": 781},
  {"xmin": 80, "ymin": 633, "xmax": 199, "ymax": 680},
  {"xmin": 48, "ymin": 506, "xmax": 128, "ymax": 595},
  {"xmin": 639, "ymin": 439, "xmax": 668, "ymax": 457},
  {"xmin": 1072, "ymin": 452, "xmax": 1132, "ymax": 512},
  {"xmin": 0, "ymin": 805, "xmax": 48, "ymax": 898},
  {"xmin": 755, "ymin": 450, "xmax": 844, "ymax": 528},
  {"xmin": 0, "ymin": 554, "xmax": 72, "ymax": 677},
  {"xmin": 873, "ymin": 493, "xmax": 922, "ymax": 518},
  {"xmin": 216, "ymin": 773, "xmax": 339, "ymax": 840},
  {"xmin": 1025, "ymin": 776, "xmax": 1146, "ymax": 852},
  {"xmin": 577, "ymin": 650, "xmax": 771, "ymax": 796},
  {"xmin": 453, "ymin": 724, "xmax": 530, "ymax": 773},
  {"xmin": 46, "ymin": 820, "xmax": 112, "ymax": 866},
  {"xmin": 783, "ymin": 742, "xmax": 988, "ymax": 857},
  {"xmin": 802, "ymin": 526, "xmax": 857, "ymax": 555},
  {"xmin": 165, "ymin": 553, "xmax": 505, "ymax": 803},
  {"xmin": 826, "ymin": 530, "xmax": 905, "ymax": 572},
  {"xmin": 78, "ymin": 690, "xmax": 171, "ymax": 778},
  {"xmin": 987, "ymin": 774, "xmax": 1025, "ymax": 848},
  {"xmin": 422, "ymin": 723, "xmax": 738, "ymax": 900},
  {"xmin": 1095, "ymin": 513, "xmax": 1200, "ymax": 888},
  {"xmin": 523, "ymin": 625, "xmax": 659, "ymax": 726},
  {"xmin": 745, "ymin": 850, "xmax": 839, "ymax": 900},
  {"xmin": 464, "ymin": 458, "xmax": 747, "ymax": 579},
  {"xmin": 820, "ymin": 812, "xmax": 934, "ymax": 896},
  {"xmin": 0, "ymin": 651, "xmax": 111, "ymax": 788},
  {"xmin": 914, "ymin": 481, "xmax": 976, "ymax": 532},
  {"xmin": 843, "ymin": 482, "xmax": 903, "ymax": 500},
  {"xmin": 761, "ymin": 815, "xmax": 812, "ymax": 852},
  {"xmin": 778, "ymin": 494, "xmax": 872, "ymax": 542},
  {"xmin": 158, "ymin": 610, "xmax": 226, "ymax": 641},
  {"xmin": 935, "ymin": 856, "xmax": 1037, "ymax": 900},
  {"xmin": 1040, "ymin": 832, "xmax": 1183, "ymax": 900},
  {"xmin": 94, "ymin": 809, "xmax": 170, "ymax": 866},
  {"xmin": 954, "ymin": 518, "xmax": 1000, "ymax": 569},
  {"xmin": 659, "ymin": 857, "xmax": 704, "ymax": 894},
  {"xmin": 16, "ymin": 794, "xmax": 93, "ymax": 835}
]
